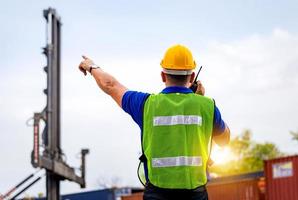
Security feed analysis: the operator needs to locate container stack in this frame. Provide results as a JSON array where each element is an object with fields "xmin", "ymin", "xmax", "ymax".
[{"xmin": 264, "ymin": 155, "xmax": 298, "ymax": 200}]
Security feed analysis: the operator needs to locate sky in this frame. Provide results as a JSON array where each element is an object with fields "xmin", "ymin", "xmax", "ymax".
[{"xmin": 1, "ymin": 0, "xmax": 298, "ymax": 198}]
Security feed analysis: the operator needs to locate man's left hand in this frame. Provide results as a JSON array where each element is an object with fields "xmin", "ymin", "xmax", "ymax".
[{"xmin": 195, "ymin": 81, "xmax": 205, "ymax": 96}]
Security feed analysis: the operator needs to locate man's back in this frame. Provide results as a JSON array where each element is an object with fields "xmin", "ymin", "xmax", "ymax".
[{"xmin": 142, "ymin": 93, "xmax": 214, "ymax": 189}]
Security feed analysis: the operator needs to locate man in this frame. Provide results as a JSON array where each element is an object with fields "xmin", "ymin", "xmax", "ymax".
[{"xmin": 79, "ymin": 44, "xmax": 230, "ymax": 200}]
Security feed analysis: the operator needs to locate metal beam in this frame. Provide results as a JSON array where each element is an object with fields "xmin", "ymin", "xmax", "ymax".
[
  {"xmin": 39, "ymin": 156, "xmax": 85, "ymax": 185},
  {"xmin": 30, "ymin": 8, "xmax": 89, "ymax": 200},
  {"xmin": 44, "ymin": 8, "xmax": 61, "ymax": 200}
]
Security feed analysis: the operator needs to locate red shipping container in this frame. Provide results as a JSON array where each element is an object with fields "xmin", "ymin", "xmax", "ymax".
[
  {"xmin": 207, "ymin": 172, "xmax": 265, "ymax": 200},
  {"xmin": 120, "ymin": 173, "xmax": 265, "ymax": 200},
  {"xmin": 264, "ymin": 155, "xmax": 298, "ymax": 200},
  {"xmin": 121, "ymin": 192, "xmax": 143, "ymax": 200}
]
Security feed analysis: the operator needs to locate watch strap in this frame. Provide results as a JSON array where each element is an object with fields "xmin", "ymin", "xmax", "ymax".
[{"xmin": 89, "ymin": 64, "xmax": 100, "ymax": 74}]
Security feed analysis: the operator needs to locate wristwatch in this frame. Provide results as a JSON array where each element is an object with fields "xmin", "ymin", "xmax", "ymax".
[{"xmin": 89, "ymin": 64, "xmax": 100, "ymax": 74}]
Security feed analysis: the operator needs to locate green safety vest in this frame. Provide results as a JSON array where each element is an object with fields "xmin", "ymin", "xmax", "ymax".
[{"xmin": 142, "ymin": 93, "xmax": 214, "ymax": 189}]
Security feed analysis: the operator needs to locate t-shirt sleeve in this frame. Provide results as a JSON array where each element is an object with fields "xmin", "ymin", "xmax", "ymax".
[
  {"xmin": 213, "ymin": 104, "xmax": 227, "ymax": 136},
  {"xmin": 122, "ymin": 91, "xmax": 150, "ymax": 129}
]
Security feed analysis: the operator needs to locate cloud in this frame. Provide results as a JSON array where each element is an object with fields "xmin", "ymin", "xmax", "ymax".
[
  {"xmin": 198, "ymin": 28, "xmax": 298, "ymax": 153},
  {"xmin": 201, "ymin": 29, "xmax": 298, "ymax": 94}
]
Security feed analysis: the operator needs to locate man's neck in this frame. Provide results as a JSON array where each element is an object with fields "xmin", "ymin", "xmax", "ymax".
[{"xmin": 165, "ymin": 82, "xmax": 189, "ymax": 88}]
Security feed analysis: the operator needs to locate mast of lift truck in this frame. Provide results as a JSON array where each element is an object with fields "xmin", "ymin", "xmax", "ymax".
[{"xmin": 31, "ymin": 8, "xmax": 89, "ymax": 200}]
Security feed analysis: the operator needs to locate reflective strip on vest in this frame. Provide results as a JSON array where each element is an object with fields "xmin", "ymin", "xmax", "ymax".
[
  {"xmin": 153, "ymin": 115, "xmax": 202, "ymax": 126},
  {"xmin": 152, "ymin": 156, "xmax": 202, "ymax": 168}
]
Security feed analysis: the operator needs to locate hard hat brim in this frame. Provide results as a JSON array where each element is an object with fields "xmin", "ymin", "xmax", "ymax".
[{"xmin": 163, "ymin": 69, "xmax": 193, "ymax": 75}]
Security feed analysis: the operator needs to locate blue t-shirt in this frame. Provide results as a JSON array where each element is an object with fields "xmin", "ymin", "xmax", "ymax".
[{"xmin": 122, "ymin": 86, "xmax": 226, "ymax": 135}]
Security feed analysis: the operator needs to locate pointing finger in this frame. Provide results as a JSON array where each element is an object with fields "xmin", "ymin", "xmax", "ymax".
[{"xmin": 82, "ymin": 55, "xmax": 89, "ymax": 60}]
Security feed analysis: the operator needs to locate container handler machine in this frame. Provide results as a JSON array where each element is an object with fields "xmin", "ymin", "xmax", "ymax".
[
  {"xmin": 30, "ymin": 7, "xmax": 89, "ymax": 200},
  {"xmin": 0, "ymin": 8, "xmax": 89, "ymax": 200}
]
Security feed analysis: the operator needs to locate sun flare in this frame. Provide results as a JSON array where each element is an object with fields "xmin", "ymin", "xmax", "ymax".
[{"xmin": 210, "ymin": 145, "xmax": 235, "ymax": 165}]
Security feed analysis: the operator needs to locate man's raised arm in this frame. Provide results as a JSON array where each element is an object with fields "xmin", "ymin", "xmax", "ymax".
[{"xmin": 78, "ymin": 55, "xmax": 128, "ymax": 107}]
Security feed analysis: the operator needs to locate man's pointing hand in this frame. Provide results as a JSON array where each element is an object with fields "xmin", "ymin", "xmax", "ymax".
[{"xmin": 79, "ymin": 55, "xmax": 94, "ymax": 76}]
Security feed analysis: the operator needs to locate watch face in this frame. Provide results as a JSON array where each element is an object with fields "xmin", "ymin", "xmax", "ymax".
[{"xmin": 90, "ymin": 66, "xmax": 100, "ymax": 73}]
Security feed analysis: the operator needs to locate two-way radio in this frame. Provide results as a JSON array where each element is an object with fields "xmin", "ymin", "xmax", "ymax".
[{"xmin": 189, "ymin": 66, "xmax": 203, "ymax": 93}]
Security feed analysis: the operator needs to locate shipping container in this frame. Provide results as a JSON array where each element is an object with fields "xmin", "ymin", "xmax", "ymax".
[
  {"xmin": 121, "ymin": 173, "xmax": 265, "ymax": 200},
  {"xmin": 62, "ymin": 189, "xmax": 115, "ymax": 200},
  {"xmin": 264, "ymin": 155, "xmax": 298, "ymax": 200},
  {"xmin": 207, "ymin": 171, "xmax": 265, "ymax": 200},
  {"xmin": 21, "ymin": 171, "xmax": 267, "ymax": 200},
  {"xmin": 121, "ymin": 192, "xmax": 143, "ymax": 200},
  {"xmin": 19, "ymin": 187, "xmax": 143, "ymax": 200}
]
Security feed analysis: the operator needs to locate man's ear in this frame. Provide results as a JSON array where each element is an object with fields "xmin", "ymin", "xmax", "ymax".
[
  {"xmin": 189, "ymin": 72, "xmax": 195, "ymax": 83},
  {"xmin": 161, "ymin": 71, "xmax": 167, "ymax": 83}
]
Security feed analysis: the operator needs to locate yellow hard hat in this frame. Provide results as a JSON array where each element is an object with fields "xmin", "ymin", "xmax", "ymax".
[{"xmin": 160, "ymin": 44, "xmax": 196, "ymax": 75}]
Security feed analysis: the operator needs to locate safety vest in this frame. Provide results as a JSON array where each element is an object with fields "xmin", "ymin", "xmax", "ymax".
[{"xmin": 142, "ymin": 93, "xmax": 214, "ymax": 189}]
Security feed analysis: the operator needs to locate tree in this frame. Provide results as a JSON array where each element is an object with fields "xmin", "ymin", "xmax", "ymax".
[
  {"xmin": 290, "ymin": 131, "xmax": 298, "ymax": 142},
  {"xmin": 209, "ymin": 130, "xmax": 284, "ymax": 176},
  {"xmin": 248, "ymin": 142, "xmax": 284, "ymax": 171}
]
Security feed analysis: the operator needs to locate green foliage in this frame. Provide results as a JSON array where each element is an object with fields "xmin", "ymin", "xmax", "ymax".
[
  {"xmin": 290, "ymin": 131, "xmax": 298, "ymax": 141},
  {"xmin": 210, "ymin": 130, "xmax": 284, "ymax": 176},
  {"xmin": 248, "ymin": 142, "xmax": 284, "ymax": 171}
]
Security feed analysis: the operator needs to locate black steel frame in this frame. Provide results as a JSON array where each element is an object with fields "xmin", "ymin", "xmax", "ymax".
[{"xmin": 31, "ymin": 8, "xmax": 89, "ymax": 200}]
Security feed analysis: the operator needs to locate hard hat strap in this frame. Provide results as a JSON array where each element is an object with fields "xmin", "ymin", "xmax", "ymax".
[{"xmin": 163, "ymin": 69, "xmax": 193, "ymax": 75}]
